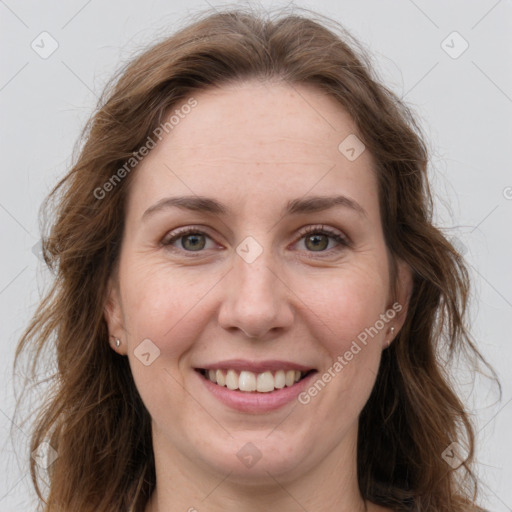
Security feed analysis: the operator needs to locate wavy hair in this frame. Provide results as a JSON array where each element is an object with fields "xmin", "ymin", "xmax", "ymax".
[{"xmin": 15, "ymin": 6, "xmax": 497, "ymax": 512}]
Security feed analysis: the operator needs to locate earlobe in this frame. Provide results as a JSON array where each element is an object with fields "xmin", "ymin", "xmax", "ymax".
[
  {"xmin": 104, "ymin": 277, "xmax": 126, "ymax": 354},
  {"xmin": 386, "ymin": 259, "xmax": 413, "ymax": 346}
]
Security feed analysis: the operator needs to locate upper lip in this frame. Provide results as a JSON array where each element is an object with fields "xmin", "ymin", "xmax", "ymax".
[{"xmin": 195, "ymin": 359, "xmax": 316, "ymax": 373}]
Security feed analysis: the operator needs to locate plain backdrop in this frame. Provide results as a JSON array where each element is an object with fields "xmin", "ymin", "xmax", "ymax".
[{"xmin": 1, "ymin": 0, "xmax": 511, "ymax": 510}]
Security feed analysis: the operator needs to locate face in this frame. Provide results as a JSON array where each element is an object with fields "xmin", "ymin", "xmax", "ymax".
[{"xmin": 105, "ymin": 80, "xmax": 411, "ymax": 485}]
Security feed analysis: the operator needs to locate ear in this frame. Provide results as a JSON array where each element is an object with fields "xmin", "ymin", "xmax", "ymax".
[
  {"xmin": 104, "ymin": 276, "xmax": 127, "ymax": 355},
  {"xmin": 386, "ymin": 258, "xmax": 413, "ymax": 346}
]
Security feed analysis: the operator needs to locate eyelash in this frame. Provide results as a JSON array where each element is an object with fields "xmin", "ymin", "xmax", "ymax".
[{"xmin": 162, "ymin": 225, "xmax": 350, "ymax": 257}]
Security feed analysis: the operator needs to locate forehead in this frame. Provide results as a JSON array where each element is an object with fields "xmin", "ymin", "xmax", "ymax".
[{"xmin": 126, "ymin": 80, "xmax": 379, "ymax": 221}]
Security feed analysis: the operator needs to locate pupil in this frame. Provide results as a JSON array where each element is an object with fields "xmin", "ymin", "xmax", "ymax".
[
  {"xmin": 307, "ymin": 234, "xmax": 328, "ymax": 251},
  {"xmin": 183, "ymin": 234, "xmax": 205, "ymax": 251}
]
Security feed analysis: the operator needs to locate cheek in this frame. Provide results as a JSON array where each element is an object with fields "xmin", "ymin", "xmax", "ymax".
[
  {"xmin": 294, "ymin": 268, "xmax": 389, "ymax": 430},
  {"xmin": 298, "ymin": 260, "xmax": 390, "ymax": 358},
  {"xmin": 120, "ymin": 259, "xmax": 222, "ymax": 359},
  {"xmin": 121, "ymin": 261, "xmax": 211, "ymax": 423}
]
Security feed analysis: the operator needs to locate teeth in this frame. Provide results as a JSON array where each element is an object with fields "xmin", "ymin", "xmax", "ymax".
[
  {"xmin": 225, "ymin": 369, "xmax": 238, "ymax": 390},
  {"xmin": 256, "ymin": 371, "xmax": 274, "ymax": 392},
  {"xmin": 285, "ymin": 370, "xmax": 295, "ymax": 387},
  {"xmin": 203, "ymin": 368, "xmax": 308, "ymax": 392},
  {"xmin": 215, "ymin": 369, "xmax": 225, "ymax": 387},
  {"xmin": 274, "ymin": 370, "xmax": 286, "ymax": 389},
  {"xmin": 239, "ymin": 371, "xmax": 256, "ymax": 392}
]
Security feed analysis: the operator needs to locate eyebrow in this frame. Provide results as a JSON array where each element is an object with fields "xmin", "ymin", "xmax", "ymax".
[{"xmin": 141, "ymin": 194, "xmax": 367, "ymax": 221}]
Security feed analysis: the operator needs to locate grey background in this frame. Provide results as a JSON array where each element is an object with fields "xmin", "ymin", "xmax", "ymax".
[{"xmin": 1, "ymin": 0, "xmax": 511, "ymax": 510}]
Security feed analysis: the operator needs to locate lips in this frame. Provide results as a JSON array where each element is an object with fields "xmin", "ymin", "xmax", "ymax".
[{"xmin": 194, "ymin": 361, "xmax": 318, "ymax": 413}]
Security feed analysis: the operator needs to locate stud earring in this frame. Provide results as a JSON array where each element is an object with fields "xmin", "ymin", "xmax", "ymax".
[
  {"xmin": 115, "ymin": 339, "xmax": 121, "ymax": 348},
  {"xmin": 386, "ymin": 326, "xmax": 395, "ymax": 348}
]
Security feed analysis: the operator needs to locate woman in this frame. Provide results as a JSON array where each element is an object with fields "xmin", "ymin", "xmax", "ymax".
[{"xmin": 16, "ymin": 7, "xmax": 495, "ymax": 512}]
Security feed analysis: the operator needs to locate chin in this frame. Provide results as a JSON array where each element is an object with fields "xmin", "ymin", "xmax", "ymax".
[{"xmin": 193, "ymin": 432, "xmax": 313, "ymax": 484}]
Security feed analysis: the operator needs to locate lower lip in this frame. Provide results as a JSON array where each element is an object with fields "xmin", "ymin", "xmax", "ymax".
[{"xmin": 196, "ymin": 371, "xmax": 318, "ymax": 413}]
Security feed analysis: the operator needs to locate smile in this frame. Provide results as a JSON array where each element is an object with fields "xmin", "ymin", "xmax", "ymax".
[
  {"xmin": 193, "ymin": 360, "xmax": 318, "ymax": 412},
  {"xmin": 197, "ymin": 368, "xmax": 314, "ymax": 393}
]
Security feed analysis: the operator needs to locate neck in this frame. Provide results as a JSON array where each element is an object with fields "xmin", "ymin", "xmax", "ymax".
[{"xmin": 146, "ymin": 424, "xmax": 368, "ymax": 512}]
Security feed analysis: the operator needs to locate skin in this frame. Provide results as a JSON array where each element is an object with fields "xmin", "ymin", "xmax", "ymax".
[{"xmin": 104, "ymin": 80, "xmax": 412, "ymax": 512}]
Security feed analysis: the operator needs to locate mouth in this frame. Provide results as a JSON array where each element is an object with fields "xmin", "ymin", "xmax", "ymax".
[{"xmin": 195, "ymin": 368, "xmax": 317, "ymax": 393}]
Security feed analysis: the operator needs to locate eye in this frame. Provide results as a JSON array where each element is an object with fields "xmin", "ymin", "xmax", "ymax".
[
  {"xmin": 162, "ymin": 225, "xmax": 350, "ymax": 256},
  {"xmin": 162, "ymin": 227, "xmax": 217, "ymax": 252},
  {"xmin": 295, "ymin": 225, "xmax": 349, "ymax": 254}
]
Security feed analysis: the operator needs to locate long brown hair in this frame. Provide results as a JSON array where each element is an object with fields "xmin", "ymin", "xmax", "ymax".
[{"xmin": 15, "ymin": 6, "xmax": 497, "ymax": 511}]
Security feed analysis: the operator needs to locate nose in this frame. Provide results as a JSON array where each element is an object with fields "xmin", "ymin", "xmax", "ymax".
[{"xmin": 217, "ymin": 251, "xmax": 295, "ymax": 340}]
